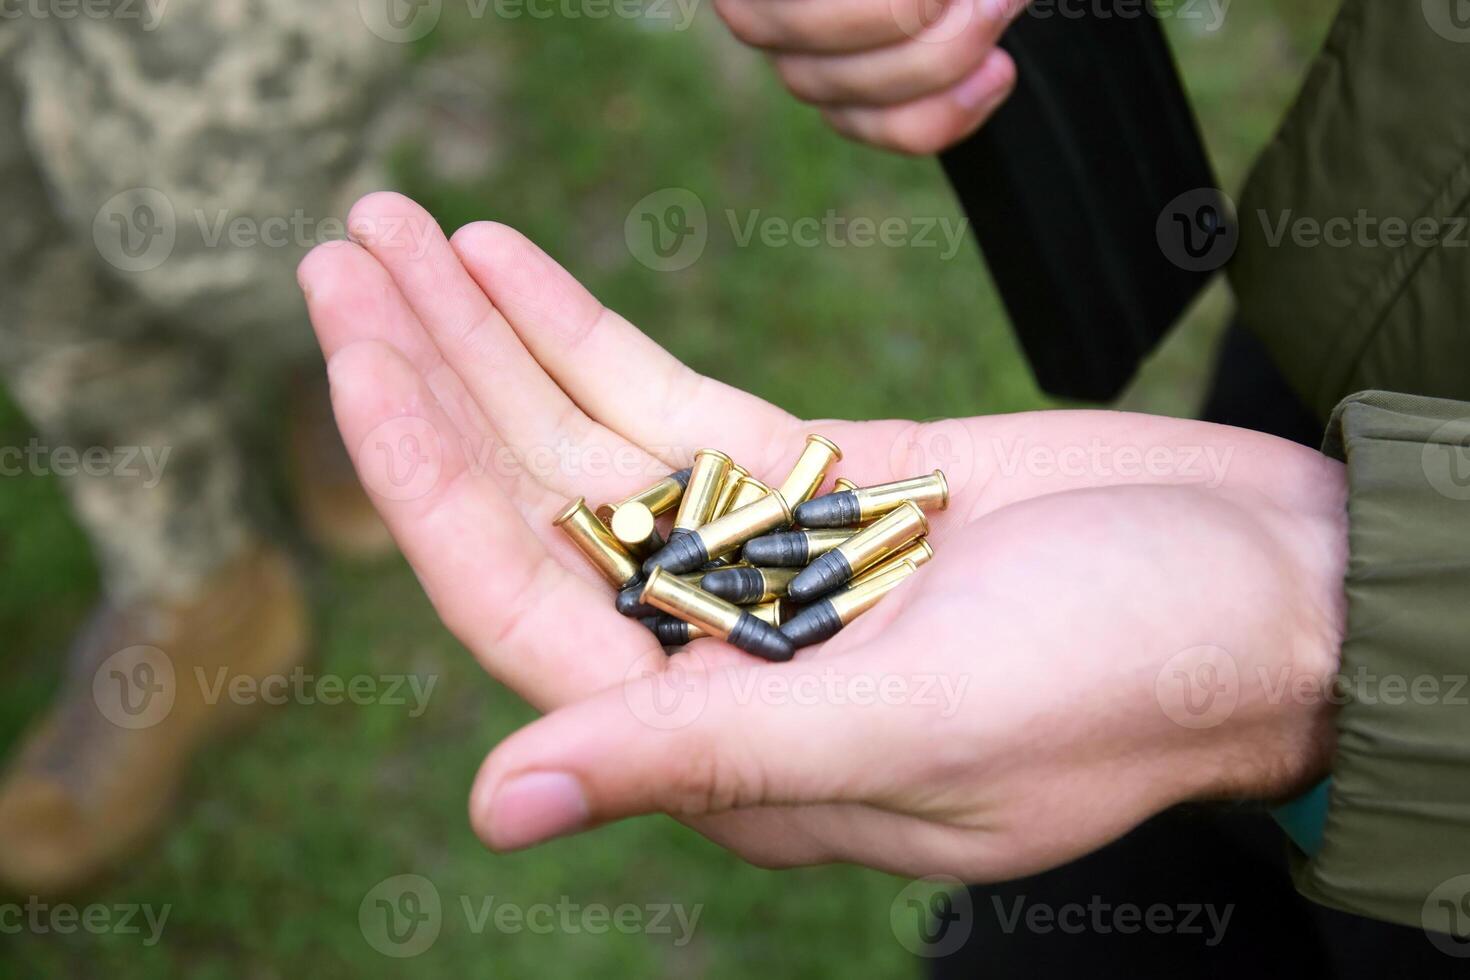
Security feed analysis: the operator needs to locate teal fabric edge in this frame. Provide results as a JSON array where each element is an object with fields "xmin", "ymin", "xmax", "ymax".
[{"xmin": 1271, "ymin": 778, "xmax": 1332, "ymax": 856}]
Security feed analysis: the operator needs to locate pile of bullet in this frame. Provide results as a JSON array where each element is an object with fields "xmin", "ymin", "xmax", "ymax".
[{"xmin": 554, "ymin": 435, "xmax": 947, "ymax": 662}]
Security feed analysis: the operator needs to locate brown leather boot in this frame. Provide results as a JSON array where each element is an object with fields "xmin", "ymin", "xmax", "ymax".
[
  {"xmin": 0, "ymin": 542, "xmax": 309, "ymax": 897},
  {"xmin": 288, "ymin": 371, "xmax": 395, "ymax": 561}
]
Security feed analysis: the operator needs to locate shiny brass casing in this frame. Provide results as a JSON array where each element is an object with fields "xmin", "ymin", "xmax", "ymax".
[
  {"xmin": 687, "ymin": 598, "xmax": 782, "ymax": 640},
  {"xmin": 752, "ymin": 566, "xmax": 799, "ymax": 601},
  {"xmin": 803, "ymin": 528, "xmax": 857, "ymax": 557},
  {"xmin": 673, "ymin": 449, "xmax": 731, "ymax": 533},
  {"xmin": 641, "ymin": 566, "xmax": 741, "ymax": 639},
  {"xmin": 711, "ymin": 463, "xmax": 751, "ymax": 519},
  {"xmin": 777, "ymin": 435, "xmax": 842, "ymax": 509},
  {"xmin": 833, "ymin": 500, "xmax": 928, "ymax": 578},
  {"xmin": 695, "ymin": 491, "xmax": 793, "ymax": 559},
  {"xmin": 553, "ymin": 497, "xmax": 640, "ymax": 587},
  {"xmin": 849, "ymin": 538, "xmax": 934, "ymax": 587},
  {"xmin": 726, "ymin": 474, "xmax": 771, "ymax": 515},
  {"xmin": 833, "ymin": 478, "xmax": 858, "ymax": 493},
  {"xmin": 829, "ymin": 560, "xmax": 918, "ymax": 624},
  {"xmin": 854, "ymin": 470, "xmax": 949, "ymax": 521},
  {"xmin": 597, "ymin": 471, "xmax": 689, "ymax": 523},
  {"xmin": 609, "ymin": 501, "xmax": 663, "ymax": 559}
]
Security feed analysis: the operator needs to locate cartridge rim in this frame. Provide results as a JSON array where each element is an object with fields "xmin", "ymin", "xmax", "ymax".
[
  {"xmin": 806, "ymin": 434, "xmax": 843, "ymax": 461},
  {"xmin": 611, "ymin": 502, "xmax": 658, "ymax": 544},
  {"xmin": 694, "ymin": 448, "xmax": 733, "ymax": 465},
  {"xmin": 553, "ymin": 496, "xmax": 589, "ymax": 526},
  {"xmin": 932, "ymin": 469, "xmax": 950, "ymax": 509},
  {"xmin": 640, "ymin": 565, "xmax": 667, "ymax": 603}
]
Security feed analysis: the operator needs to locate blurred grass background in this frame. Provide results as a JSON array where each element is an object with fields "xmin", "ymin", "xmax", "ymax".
[{"xmin": 2, "ymin": 2, "xmax": 1336, "ymax": 975}]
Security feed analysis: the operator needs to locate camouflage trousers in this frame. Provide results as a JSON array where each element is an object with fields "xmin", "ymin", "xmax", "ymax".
[{"xmin": 0, "ymin": 3, "xmax": 405, "ymax": 603}]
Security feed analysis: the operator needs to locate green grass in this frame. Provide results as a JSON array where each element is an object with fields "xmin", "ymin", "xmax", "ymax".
[{"xmin": 1, "ymin": 3, "xmax": 1337, "ymax": 976}]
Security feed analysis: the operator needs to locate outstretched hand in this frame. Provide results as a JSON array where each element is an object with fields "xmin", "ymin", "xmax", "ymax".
[{"xmin": 298, "ymin": 192, "xmax": 1347, "ymax": 879}]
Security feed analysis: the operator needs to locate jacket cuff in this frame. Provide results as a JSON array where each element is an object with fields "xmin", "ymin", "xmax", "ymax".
[{"xmin": 1293, "ymin": 391, "xmax": 1470, "ymax": 930}]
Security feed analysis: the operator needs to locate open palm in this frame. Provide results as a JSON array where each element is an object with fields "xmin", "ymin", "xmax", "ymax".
[{"xmin": 299, "ymin": 193, "xmax": 1347, "ymax": 879}]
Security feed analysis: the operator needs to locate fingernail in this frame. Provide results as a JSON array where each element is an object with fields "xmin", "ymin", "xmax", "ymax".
[
  {"xmin": 953, "ymin": 64, "xmax": 1006, "ymax": 111},
  {"xmin": 478, "ymin": 772, "xmax": 589, "ymax": 851}
]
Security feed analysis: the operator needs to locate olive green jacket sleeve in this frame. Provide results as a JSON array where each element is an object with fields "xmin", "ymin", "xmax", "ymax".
[
  {"xmin": 1289, "ymin": 391, "xmax": 1470, "ymax": 931},
  {"xmin": 1225, "ymin": 0, "xmax": 1470, "ymax": 931}
]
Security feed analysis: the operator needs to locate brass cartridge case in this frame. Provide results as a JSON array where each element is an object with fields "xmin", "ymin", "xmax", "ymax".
[
  {"xmin": 828, "ymin": 560, "xmax": 918, "ymax": 622},
  {"xmin": 711, "ymin": 463, "xmax": 751, "ymax": 519},
  {"xmin": 853, "ymin": 471, "xmax": 948, "ymax": 521},
  {"xmin": 788, "ymin": 501, "xmax": 927, "ymax": 602},
  {"xmin": 642, "ymin": 568, "xmax": 794, "ymax": 660},
  {"xmin": 595, "ymin": 467, "xmax": 692, "ymax": 523},
  {"xmin": 641, "ymin": 566, "xmax": 741, "ymax": 637},
  {"xmin": 686, "ymin": 598, "xmax": 783, "ymax": 640},
  {"xmin": 776, "ymin": 434, "xmax": 842, "ymax": 509},
  {"xmin": 701, "ymin": 564, "xmax": 799, "ymax": 604},
  {"xmin": 849, "ymin": 538, "xmax": 934, "ymax": 587},
  {"xmin": 672, "ymin": 449, "xmax": 731, "ymax": 533},
  {"xmin": 726, "ymin": 474, "xmax": 772, "ymax": 515},
  {"xmin": 609, "ymin": 501, "xmax": 665, "ymax": 559},
  {"xmin": 833, "ymin": 478, "xmax": 858, "ymax": 493},
  {"xmin": 553, "ymin": 497, "xmax": 641, "ymax": 587},
  {"xmin": 835, "ymin": 500, "xmax": 928, "ymax": 575},
  {"xmin": 695, "ymin": 491, "xmax": 794, "ymax": 559},
  {"xmin": 781, "ymin": 560, "xmax": 918, "ymax": 648}
]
